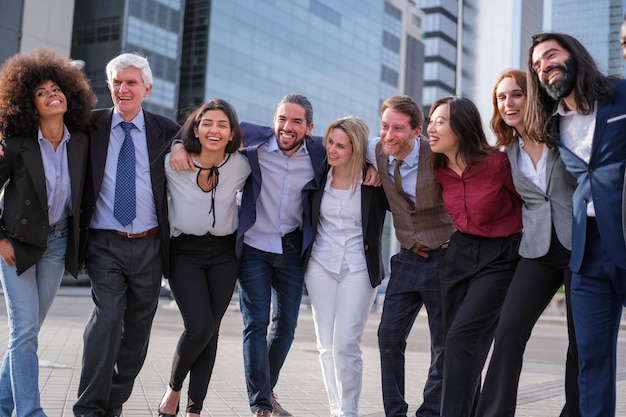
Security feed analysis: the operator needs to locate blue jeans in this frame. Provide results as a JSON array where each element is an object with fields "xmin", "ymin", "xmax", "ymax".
[
  {"xmin": 0, "ymin": 220, "xmax": 68, "ymax": 417},
  {"xmin": 238, "ymin": 233, "xmax": 304, "ymax": 413}
]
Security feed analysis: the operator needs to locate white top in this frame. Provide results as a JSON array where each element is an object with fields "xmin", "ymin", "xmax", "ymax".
[
  {"xmin": 165, "ymin": 151, "xmax": 251, "ymax": 237},
  {"xmin": 556, "ymin": 101, "xmax": 597, "ymax": 216},
  {"xmin": 310, "ymin": 168, "xmax": 366, "ymax": 274},
  {"xmin": 517, "ymin": 137, "xmax": 548, "ymax": 192}
]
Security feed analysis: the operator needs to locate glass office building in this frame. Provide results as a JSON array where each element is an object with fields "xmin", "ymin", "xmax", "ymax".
[
  {"xmin": 71, "ymin": 0, "xmax": 184, "ymax": 118},
  {"xmin": 186, "ymin": 0, "xmax": 388, "ymax": 134},
  {"xmin": 549, "ymin": 0, "xmax": 626, "ymax": 77}
]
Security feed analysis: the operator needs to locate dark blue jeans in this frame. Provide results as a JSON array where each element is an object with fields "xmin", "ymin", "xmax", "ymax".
[{"xmin": 238, "ymin": 232, "xmax": 304, "ymax": 413}]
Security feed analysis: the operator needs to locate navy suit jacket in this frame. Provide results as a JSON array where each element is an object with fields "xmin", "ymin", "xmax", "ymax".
[
  {"xmin": 237, "ymin": 121, "xmax": 326, "ymax": 260},
  {"xmin": 303, "ymin": 168, "xmax": 389, "ymax": 287},
  {"xmin": 0, "ymin": 131, "xmax": 88, "ymax": 276},
  {"xmin": 80, "ymin": 108, "xmax": 179, "ymax": 277},
  {"xmin": 552, "ymin": 79, "xmax": 626, "ymax": 271}
]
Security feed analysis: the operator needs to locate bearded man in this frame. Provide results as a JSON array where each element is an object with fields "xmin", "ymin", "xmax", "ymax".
[{"xmin": 525, "ymin": 32, "xmax": 626, "ymax": 417}]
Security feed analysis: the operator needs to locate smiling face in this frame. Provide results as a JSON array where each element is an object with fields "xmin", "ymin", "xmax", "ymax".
[
  {"xmin": 325, "ymin": 127, "xmax": 353, "ymax": 170},
  {"xmin": 193, "ymin": 109, "xmax": 234, "ymax": 155},
  {"xmin": 273, "ymin": 102, "xmax": 313, "ymax": 156},
  {"xmin": 427, "ymin": 103, "xmax": 459, "ymax": 160},
  {"xmin": 33, "ymin": 80, "xmax": 67, "ymax": 120},
  {"xmin": 496, "ymin": 76, "xmax": 526, "ymax": 133},
  {"xmin": 531, "ymin": 39, "xmax": 576, "ymax": 101},
  {"xmin": 380, "ymin": 108, "xmax": 420, "ymax": 159},
  {"xmin": 108, "ymin": 66, "xmax": 152, "ymax": 121}
]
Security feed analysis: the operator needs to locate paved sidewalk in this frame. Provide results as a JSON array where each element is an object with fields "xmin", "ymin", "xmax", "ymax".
[{"xmin": 1, "ymin": 287, "xmax": 624, "ymax": 417}]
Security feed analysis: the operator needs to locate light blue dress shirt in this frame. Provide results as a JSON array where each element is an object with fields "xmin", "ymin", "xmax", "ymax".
[
  {"xmin": 90, "ymin": 110, "xmax": 158, "ymax": 232},
  {"xmin": 243, "ymin": 136, "xmax": 315, "ymax": 254},
  {"xmin": 38, "ymin": 125, "xmax": 71, "ymax": 225},
  {"xmin": 366, "ymin": 136, "xmax": 420, "ymax": 204}
]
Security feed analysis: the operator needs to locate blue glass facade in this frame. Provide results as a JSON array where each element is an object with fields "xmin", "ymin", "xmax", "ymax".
[
  {"xmin": 201, "ymin": 0, "xmax": 386, "ymax": 135},
  {"xmin": 550, "ymin": 0, "xmax": 626, "ymax": 77}
]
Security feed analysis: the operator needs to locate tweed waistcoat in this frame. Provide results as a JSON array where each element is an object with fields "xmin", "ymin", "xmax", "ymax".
[{"xmin": 376, "ymin": 138, "xmax": 454, "ymax": 250}]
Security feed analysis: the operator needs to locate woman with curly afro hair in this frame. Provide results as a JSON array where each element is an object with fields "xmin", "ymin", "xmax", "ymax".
[{"xmin": 0, "ymin": 47, "xmax": 96, "ymax": 417}]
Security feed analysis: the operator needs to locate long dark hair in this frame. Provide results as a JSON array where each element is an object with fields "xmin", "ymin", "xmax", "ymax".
[
  {"xmin": 177, "ymin": 99, "xmax": 243, "ymax": 155},
  {"xmin": 525, "ymin": 32, "xmax": 616, "ymax": 144},
  {"xmin": 429, "ymin": 96, "xmax": 495, "ymax": 170}
]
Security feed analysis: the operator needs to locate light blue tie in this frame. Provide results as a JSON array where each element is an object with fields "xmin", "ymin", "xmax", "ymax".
[{"xmin": 114, "ymin": 121, "xmax": 136, "ymax": 227}]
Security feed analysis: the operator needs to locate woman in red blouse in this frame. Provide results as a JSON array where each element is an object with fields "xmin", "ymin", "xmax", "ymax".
[{"xmin": 427, "ymin": 96, "xmax": 523, "ymax": 417}]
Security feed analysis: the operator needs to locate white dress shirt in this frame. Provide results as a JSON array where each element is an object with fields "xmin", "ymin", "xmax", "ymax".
[{"xmin": 556, "ymin": 101, "xmax": 597, "ymax": 216}]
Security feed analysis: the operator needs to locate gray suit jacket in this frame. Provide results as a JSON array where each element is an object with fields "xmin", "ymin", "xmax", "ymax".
[{"xmin": 506, "ymin": 140, "xmax": 576, "ymax": 258}]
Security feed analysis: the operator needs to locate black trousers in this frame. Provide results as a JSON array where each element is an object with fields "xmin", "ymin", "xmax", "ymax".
[
  {"xmin": 167, "ymin": 232, "xmax": 239, "ymax": 414},
  {"xmin": 74, "ymin": 229, "xmax": 162, "ymax": 417},
  {"xmin": 476, "ymin": 232, "xmax": 580, "ymax": 417},
  {"xmin": 439, "ymin": 231, "xmax": 521, "ymax": 417}
]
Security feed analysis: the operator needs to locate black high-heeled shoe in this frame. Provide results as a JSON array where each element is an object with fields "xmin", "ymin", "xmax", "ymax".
[{"xmin": 157, "ymin": 398, "xmax": 179, "ymax": 417}]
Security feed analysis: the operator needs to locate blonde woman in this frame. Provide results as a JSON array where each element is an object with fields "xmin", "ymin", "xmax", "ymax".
[{"xmin": 303, "ymin": 116, "xmax": 388, "ymax": 417}]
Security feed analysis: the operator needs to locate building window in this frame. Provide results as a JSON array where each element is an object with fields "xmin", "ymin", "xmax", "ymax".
[
  {"xmin": 384, "ymin": 1, "xmax": 402, "ymax": 21},
  {"xmin": 310, "ymin": 0, "xmax": 341, "ymax": 26},
  {"xmin": 411, "ymin": 13, "xmax": 422, "ymax": 29},
  {"xmin": 383, "ymin": 31, "xmax": 401, "ymax": 53},
  {"xmin": 73, "ymin": 17, "xmax": 121, "ymax": 46},
  {"xmin": 381, "ymin": 65, "xmax": 399, "ymax": 87}
]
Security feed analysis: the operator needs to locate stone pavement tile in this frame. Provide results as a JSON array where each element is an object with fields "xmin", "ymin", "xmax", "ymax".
[{"xmin": 0, "ymin": 292, "xmax": 624, "ymax": 416}]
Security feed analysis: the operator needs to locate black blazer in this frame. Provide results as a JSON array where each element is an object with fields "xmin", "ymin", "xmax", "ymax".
[
  {"xmin": 303, "ymin": 169, "xmax": 389, "ymax": 287},
  {"xmin": 79, "ymin": 108, "xmax": 179, "ymax": 277},
  {"xmin": 0, "ymin": 131, "xmax": 88, "ymax": 276}
]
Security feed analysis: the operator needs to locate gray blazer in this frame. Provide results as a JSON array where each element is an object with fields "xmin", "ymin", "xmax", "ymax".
[{"xmin": 506, "ymin": 140, "xmax": 577, "ymax": 258}]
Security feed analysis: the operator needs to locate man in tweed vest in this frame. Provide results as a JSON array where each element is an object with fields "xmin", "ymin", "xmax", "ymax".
[{"xmin": 367, "ymin": 95, "xmax": 455, "ymax": 417}]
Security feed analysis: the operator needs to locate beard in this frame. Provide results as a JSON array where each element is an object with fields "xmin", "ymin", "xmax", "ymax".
[
  {"xmin": 277, "ymin": 133, "xmax": 305, "ymax": 153},
  {"xmin": 540, "ymin": 57, "xmax": 577, "ymax": 100}
]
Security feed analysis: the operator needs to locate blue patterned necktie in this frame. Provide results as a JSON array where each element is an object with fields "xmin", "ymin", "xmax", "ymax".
[{"xmin": 114, "ymin": 121, "xmax": 136, "ymax": 226}]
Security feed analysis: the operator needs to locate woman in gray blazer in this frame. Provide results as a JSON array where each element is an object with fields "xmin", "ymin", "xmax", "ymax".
[
  {"xmin": 0, "ymin": 48, "xmax": 95, "ymax": 417},
  {"xmin": 475, "ymin": 69, "xmax": 580, "ymax": 417}
]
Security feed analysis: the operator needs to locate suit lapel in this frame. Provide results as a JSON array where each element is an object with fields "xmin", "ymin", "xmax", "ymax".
[
  {"xmin": 590, "ymin": 99, "xmax": 611, "ymax": 161},
  {"xmin": 307, "ymin": 138, "xmax": 326, "ymax": 190},
  {"xmin": 543, "ymin": 146, "xmax": 558, "ymax": 190},
  {"xmin": 90, "ymin": 109, "xmax": 114, "ymax": 196},
  {"xmin": 144, "ymin": 111, "xmax": 166, "ymax": 200},
  {"xmin": 21, "ymin": 137, "xmax": 48, "ymax": 214},
  {"xmin": 67, "ymin": 131, "xmax": 87, "ymax": 211},
  {"xmin": 361, "ymin": 184, "xmax": 371, "ymax": 237}
]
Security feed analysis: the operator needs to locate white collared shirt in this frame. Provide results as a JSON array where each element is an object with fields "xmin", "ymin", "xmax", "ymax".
[
  {"xmin": 310, "ymin": 168, "xmax": 366, "ymax": 274},
  {"xmin": 517, "ymin": 137, "xmax": 548, "ymax": 193},
  {"xmin": 556, "ymin": 101, "xmax": 597, "ymax": 216}
]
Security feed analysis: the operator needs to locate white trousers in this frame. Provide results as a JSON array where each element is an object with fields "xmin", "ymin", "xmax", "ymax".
[{"xmin": 304, "ymin": 259, "xmax": 377, "ymax": 417}]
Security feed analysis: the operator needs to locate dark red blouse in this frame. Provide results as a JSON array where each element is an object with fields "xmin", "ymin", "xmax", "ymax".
[{"xmin": 433, "ymin": 150, "xmax": 523, "ymax": 238}]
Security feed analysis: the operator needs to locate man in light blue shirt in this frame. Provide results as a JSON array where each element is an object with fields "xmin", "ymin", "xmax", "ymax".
[{"xmin": 73, "ymin": 53, "xmax": 179, "ymax": 417}]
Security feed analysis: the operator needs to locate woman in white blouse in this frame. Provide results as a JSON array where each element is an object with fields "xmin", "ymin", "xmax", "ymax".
[
  {"xmin": 303, "ymin": 116, "xmax": 388, "ymax": 417},
  {"xmin": 158, "ymin": 99, "xmax": 251, "ymax": 417}
]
